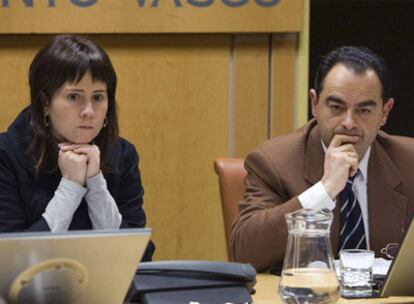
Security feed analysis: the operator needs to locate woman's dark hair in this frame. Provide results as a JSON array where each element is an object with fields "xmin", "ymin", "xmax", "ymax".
[
  {"xmin": 314, "ymin": 46, "xmax": 391, "ymax": 102},
  {"xmin": 28, "ymin": 34, "xmax": 118, "ymax": 173}
]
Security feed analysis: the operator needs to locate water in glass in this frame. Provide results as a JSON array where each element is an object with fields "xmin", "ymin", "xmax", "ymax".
[{"xmin": 339, "ymin": 249, "xmax": 374, "ymax": 297}]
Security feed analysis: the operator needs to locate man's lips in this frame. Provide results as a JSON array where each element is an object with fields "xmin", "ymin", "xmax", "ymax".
[
  {"xmin": 333, "ymin": 133, "xmax": 363, "ymax": 145},
  {"xmin": 335, "ymin": 132, "xmax": 362, "ymax": 138}
]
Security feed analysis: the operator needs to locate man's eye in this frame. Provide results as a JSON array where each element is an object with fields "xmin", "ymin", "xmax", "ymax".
[
  {"xmin": 330, "ymin": 104, "xmax": 343, "ymax": 112},
  {"xmin": 359, "ymin": 108, "xmax": 371, "ymax": 115}
]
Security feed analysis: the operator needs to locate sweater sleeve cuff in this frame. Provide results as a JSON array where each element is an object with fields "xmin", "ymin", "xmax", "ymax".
[
  {"xmin": 86, "ymin": 171, "xmax": 106, "ymax": 190},
  {"xmin": 42, "ymin": 178, "xmax": 87, "ymax": 232}
]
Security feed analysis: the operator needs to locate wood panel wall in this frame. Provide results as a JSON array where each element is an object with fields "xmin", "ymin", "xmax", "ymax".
[{"xmin": 0, "ymin": 33, "xmax": 298, "ymax": 261}]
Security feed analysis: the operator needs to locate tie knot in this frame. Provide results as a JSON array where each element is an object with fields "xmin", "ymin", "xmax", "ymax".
[
  {"xmin": 348, "ymin": 175, "xmax": 356, "ymax": 184},
  {"xmin": 348, "ymin": 169, "xmax": 360, "ymax": 184}
]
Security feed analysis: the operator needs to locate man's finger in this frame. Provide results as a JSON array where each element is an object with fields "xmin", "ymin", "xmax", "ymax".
[
  {"xmin": 349, "ymin": 163, "xmax": 359, "ymax": 177},
  {"xmin": 329, "ymin": 134, "xmax": 360, "ymax": 148}
]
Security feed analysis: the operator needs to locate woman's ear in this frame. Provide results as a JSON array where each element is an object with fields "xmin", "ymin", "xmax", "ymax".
[{"xmin": 41, "ymin": 92, "xmax": 49, "ymax": 110}]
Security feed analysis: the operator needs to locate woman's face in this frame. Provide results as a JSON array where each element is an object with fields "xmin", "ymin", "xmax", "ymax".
[{"xmin": 46, "ymin": 71, "xmax": 109, "ymax": 144}]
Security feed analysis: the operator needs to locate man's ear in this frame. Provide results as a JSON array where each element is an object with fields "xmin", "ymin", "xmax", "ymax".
[
  {"xmin": 309, "ymin": 89, "xmax": 318, "ymax": 118},
  {"xmin": 381, "ymin": 97, "xmax": 394, "ymax": 126}
]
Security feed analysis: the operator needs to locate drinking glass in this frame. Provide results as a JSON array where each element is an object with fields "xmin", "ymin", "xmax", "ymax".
[{"xmin": 339, "ymin": 249, "xmax": 375, "ymax": 297}]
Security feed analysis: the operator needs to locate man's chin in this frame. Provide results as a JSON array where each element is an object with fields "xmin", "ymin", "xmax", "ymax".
[{"xmin": 355, "ymin": 146, "xmax": 370, "ymax": 160}]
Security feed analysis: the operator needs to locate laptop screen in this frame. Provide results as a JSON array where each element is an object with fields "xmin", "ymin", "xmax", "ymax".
[
  {"xmin": 0, "ymin": 228, "xmax": 151, "ymax": 304},
  {"xmin": 381, "ymin": 216, "xmax": 414, "ymax": 297}
]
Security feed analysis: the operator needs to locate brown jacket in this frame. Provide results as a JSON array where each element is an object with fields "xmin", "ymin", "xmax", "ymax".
[{"xmin": 231, "ymin": 119, "xmax": 414, "ymax": 272}]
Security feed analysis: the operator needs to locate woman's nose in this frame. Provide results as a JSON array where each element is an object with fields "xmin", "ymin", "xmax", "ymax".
[{"xmin": 80, "ymin": 101, "xmax": 94, "ymax": 118}]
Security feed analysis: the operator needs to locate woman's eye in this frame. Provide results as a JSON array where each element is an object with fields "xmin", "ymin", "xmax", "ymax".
[
  {"xmin": 92, "ymin": 94, "xmax": 106, "ymax": 102},
  {"xmin": 67, "ymin": 93, "xmax": 80, "ymax": 101}
]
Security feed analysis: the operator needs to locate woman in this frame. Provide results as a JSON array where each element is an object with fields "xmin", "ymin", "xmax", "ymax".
[{"xmin": 0, "ymin": 35, "xmax": 154, "ymax": 260}]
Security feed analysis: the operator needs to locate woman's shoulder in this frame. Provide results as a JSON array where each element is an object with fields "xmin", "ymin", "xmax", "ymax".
[
  {"xmin": 0, "ymin": 107, "xmax": 32, "ymax": 157},
  {"xmin": 0, "ymin": 132, "xmax": 7, "ymax": 144},
  {"xmin": 0, "ymin": 132, "xmax": 21, "ymax": 171},
  {"xmin": 104, "ymin": 137, "xmax": 141, "ymax": 169},
  {"xmin": 0, "ymin": 133, "xmax": 8, "ymax": 156},
  {"xmin": 103, "ymin": 137, "xmax": 141, "ymax": 179},
  {"xmin": 112, "ymin": 137, "xmax": 139, "ymax": 156},
  {"xmin": 0, "ymin": 132, "xmax": 15, "ymax": 156}
]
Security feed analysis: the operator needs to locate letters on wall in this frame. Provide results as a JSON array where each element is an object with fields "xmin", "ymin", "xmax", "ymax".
[{"xmin": 0, "ymin": 0, "xmax": 303, "ymax": 33}]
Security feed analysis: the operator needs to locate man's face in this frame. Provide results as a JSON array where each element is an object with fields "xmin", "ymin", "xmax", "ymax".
[{"xmin": 310, "ymin": 64, "xmax": 394, "ymax": 158}]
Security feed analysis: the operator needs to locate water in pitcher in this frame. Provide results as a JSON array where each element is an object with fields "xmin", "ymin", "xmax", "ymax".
[
  {"xmin": 278, "ymin": 209, "xmax": 339, "ymax": 304},
  {"xmin": 279, "ymin": 268, "xmax": 339, "ymax": 304}
]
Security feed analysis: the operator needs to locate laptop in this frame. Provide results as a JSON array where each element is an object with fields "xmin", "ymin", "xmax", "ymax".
[
  {"xmin": 379, "ymin": 216, "xmax": 414, "ymax": 297},
  {"xmin": 0, "ymin": 228, "xmax": 151, "ymax": 304},
  {"xmin": 342, "ymin": 216, "xmax": 414, "ymax": 299}
]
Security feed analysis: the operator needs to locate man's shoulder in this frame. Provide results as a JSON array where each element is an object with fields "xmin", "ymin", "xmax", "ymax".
[
  {"xmin": 375, "ymin": 131, "xmax": 414, "ymax": 168},
  {"xmin": 253, "ymin": 132, "xmax": 302, "ymax": 158},
  {"xmin": 245, "ymin": 120, "xmax": 318, "ymax": 171},
  {"xmin": 249, "ymin": 119, "xmax": 316, "ymax": 156},
  {"xmin": 377, "ymin": 131, "xmax": 414, "ymax": 152}
]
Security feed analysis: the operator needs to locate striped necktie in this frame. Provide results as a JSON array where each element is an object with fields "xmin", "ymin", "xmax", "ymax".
[{"xmin": 339, "ymin": 172, "xmax": 367, "ymax": 250}]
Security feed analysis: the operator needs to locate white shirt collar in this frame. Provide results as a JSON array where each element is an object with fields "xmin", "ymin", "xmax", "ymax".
[{"xmin": 321, "ymin": 140, "xmax": 371, "ymax": 182}]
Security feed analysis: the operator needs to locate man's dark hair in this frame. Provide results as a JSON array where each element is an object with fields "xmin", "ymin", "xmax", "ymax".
[
  {"xmin": 314, "ymin": 46, "xmax": 391, "ymax": 102},
  {"xmin": 28, "ymin": 34, "xmax": 118, "ymax": 173}
]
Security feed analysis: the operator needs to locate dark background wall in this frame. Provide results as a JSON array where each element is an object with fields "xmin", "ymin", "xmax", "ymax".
[{"xmin": 309, "ymin": 0, "xmax": 414, "ymax": 137}]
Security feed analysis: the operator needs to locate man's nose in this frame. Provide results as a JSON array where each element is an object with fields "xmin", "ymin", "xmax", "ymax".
[{"xmin": 341, "ymin": 110, "xmax": 357, "ymax": 129}]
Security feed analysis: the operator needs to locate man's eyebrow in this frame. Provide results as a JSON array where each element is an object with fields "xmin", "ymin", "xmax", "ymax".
[
  {"xmin": 357, "ymin": 100, "xmax": 377, "ymax": 107},
  {"xmin": 325, "ymin": 95, "xmax": 345, "ymax": 104},
  {"xmin": 325, "ymin": 95, "xmax": 378, "ymax": 107}
]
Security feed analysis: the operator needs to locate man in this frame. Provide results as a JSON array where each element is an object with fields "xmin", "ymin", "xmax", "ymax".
[{"xmin": 231, "ymin": 46, "xmax": 414, "ymax": 272}]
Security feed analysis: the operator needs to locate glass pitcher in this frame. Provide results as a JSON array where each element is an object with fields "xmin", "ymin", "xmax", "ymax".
[{"xmin": 278, "ymin": 208, "xmax": 339, "ymax": 304}]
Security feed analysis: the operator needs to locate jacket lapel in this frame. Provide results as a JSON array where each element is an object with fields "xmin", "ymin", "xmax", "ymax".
[{"xmin": 367, "ymin": 138, "xmax": 407, "ymax": 253}]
